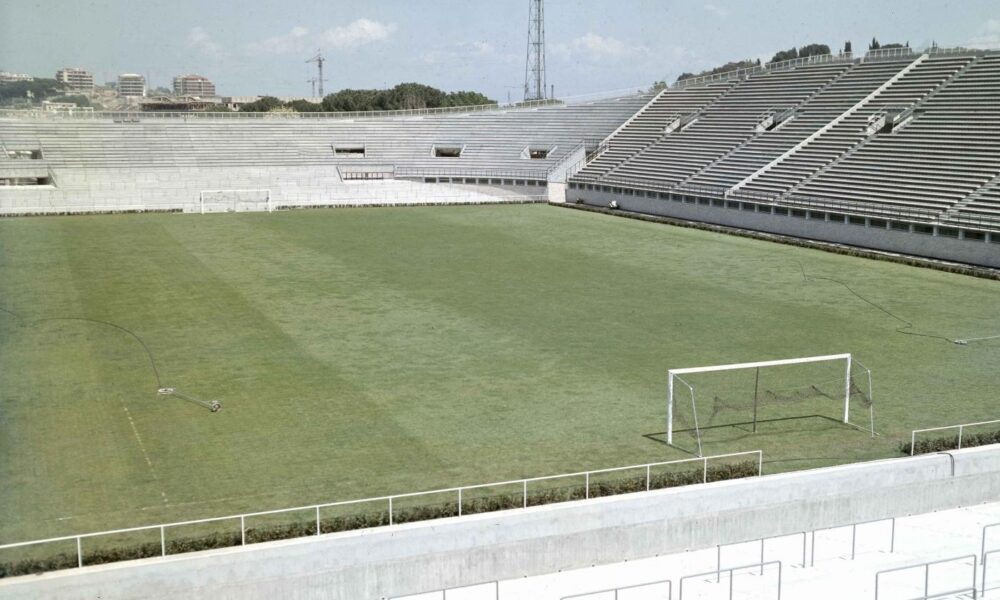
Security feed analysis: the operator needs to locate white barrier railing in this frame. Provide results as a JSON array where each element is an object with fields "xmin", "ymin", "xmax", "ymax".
[
  {"xmin": 874, "ymin": 555, "xmax": 978, "ymax": 600},
  {"xmin": 910, "ymin": 419, "xmax": 1000, "ymax": 455},
  {"xmin": 0, "ymin": 451, "xmax": 762, "ymax": 572}
]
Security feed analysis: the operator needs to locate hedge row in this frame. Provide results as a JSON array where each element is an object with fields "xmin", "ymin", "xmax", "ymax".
[
  {"xmin": 899, "ymin": 429, "xmax": 1000, "ymax": 456},
  {"xmin": 0, "ymin": 460, "xmax": 757, "ymax": 578}
]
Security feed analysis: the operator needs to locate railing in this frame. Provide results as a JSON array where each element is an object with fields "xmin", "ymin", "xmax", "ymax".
[
  {"xmin": 678, "ymin": 561, "xmax": 782, "ymax": 600},
  {"xmin": 568, "ymin": 174, "xmax": 1000, "ymax": 232},
  {"xmin": 389, "ymin": 580, "xmax": 499, "ymax": 600},
  {"xmin": 910, "ymin": 419, "xmax": 1000, "ymax": 456},
  {"xmin": 561, "ymin": 578, "xmax": 672, "ymax": 600},
  {"xmin": 0, "ymin": 451, "xmax": 762, "ymax": 572},
  {"xmin": 874, "ymin": 555, "xmax": 978, "ymax": 599},
  {"xmin": 983, "ymin": 549, "xmax": 1000, "ymax": 596},
  {"xmin": 810, "ymin": 517, "xmax": 895, "ymax": 566},
  {"xmin": 863, "ymin": 47, "xmax": 917, "ymax": 62},
  {"xmin": 395, "ymin": 167, "xmax": 550, "ymax": 181},
  {"xmin": 673, "ymin": 52, "xmax": 852, "ymax": 89},
  {"xmin": 982, "ymin": 523, "xmax": 1000, "ymax": 565},
  {"xmin": 671, "ymin": 44, "xmax": 998, "ymax": 91},
  {"xmin": 0, "ymin": 88, "xmax": 650, "ymax": 122}
]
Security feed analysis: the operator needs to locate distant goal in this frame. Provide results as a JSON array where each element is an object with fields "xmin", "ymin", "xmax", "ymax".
[
  {"xmin": 667, "ymin": 353, "xmax": 875, "ymax": 456},
  {"xmin": 198, "ymin": 189, "xmax": 273, "ymax": 214}
]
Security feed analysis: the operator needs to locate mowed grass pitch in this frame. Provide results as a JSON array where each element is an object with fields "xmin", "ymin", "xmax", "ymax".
[{"xmin": 0, "ymin": 204, "xmax": 997, "ymax": 543}]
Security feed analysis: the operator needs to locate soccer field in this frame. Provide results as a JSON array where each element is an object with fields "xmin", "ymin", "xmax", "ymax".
[{"xmin": 1, "ymin": 204, "xmax": 997, "ymax": 543}]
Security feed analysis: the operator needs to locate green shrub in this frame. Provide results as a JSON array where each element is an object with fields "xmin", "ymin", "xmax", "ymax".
[
  {"xmin": 0, "ymin": 460, "xmax": 757, "ymax": 577},
  {"xmin": 899, "ymin": 429, "xmax": 1000, "ymax": 455}
]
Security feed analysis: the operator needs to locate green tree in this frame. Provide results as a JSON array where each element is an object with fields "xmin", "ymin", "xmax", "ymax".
[
  {"xmin": 769, "ymin": 47, "xmax": 799, "ymax": 63},
  {"xmin": 285, "ymin": 99, "xmax": 324, "ymax": 112},
  {"xmin": 797, "ymin": 44, "xmax": 831, "ymax": 58},
  {"xmin": 0, "ymin": 78, "xmax": 62, "ymax": 104},
  {"xmin": 238, "ymin": 96, "xmax": 283, "ymax": 112},
  {"xmin": 50, "ymin": 94, "xmax": 91, "ymax": 107}
]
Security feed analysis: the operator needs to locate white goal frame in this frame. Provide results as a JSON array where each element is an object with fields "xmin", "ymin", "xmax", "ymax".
[
  {"xmin": 199, "ymin": 189, "xmax": 273, "ymax": 214},
  {"xmin": 667, "ymin": 353, "xmax": 873, "ymax": 453}
]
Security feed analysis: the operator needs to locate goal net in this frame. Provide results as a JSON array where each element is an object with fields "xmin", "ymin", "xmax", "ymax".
[
  {"xmin": 667, "ymin": 353, "xmax": 874, "ymax": 456},
  {"xmin": 198, "ymin": 189, "xmax": 273, "ymax": 214}
]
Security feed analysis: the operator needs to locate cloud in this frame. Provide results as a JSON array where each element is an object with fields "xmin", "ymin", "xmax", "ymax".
[
  {"xmin": 967, "ymin": 19, "xmax": 1000, "ymax": 49},
  {"xmin": 703, "ymin": 3, "xmax": 730, "ymax": 18},
  {"xmin": 320, "ymin": 18, "xmax": 397, "ymax": 50},
  {"xmin": 187, "ymin": 27, "xmax": 225, "ymax": 60},
  {"xmin": 245, "ymin": 26, "xmax": 311, "ymax": 56},
  {"xmin": 553, "ymin": 33, "xmax": 645, "ymax": 63},
  {"xmin": 419, "ymin": 40, "xmax": 517, "ymax": 66}
]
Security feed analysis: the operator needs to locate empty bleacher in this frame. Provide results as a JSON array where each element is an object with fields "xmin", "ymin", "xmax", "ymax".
[
  {"xmin": 791, "ymin": 53, "xmax": 1000, "ymax": 221},
  {"xmin": 568, "ymin": 48, "xmax": 1000, "ymax": 234},
  {"xmin": 605, "ymin": 63, "xmax": 852, "ymax": 188}
]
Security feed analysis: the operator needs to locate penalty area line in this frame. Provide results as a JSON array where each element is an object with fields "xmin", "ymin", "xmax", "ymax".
[{"xmin": 121, "ymin": 404, "xmax": 170, "ymax": 506}]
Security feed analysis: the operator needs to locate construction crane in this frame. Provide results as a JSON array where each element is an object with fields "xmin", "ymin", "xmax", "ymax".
[
  {"xmin": 307, "ymin": 78, "xmax": 318, "ymax": 98},
  {"xmin": 306, "ymin": 50, "xmax": 327, "ymax": 98}
]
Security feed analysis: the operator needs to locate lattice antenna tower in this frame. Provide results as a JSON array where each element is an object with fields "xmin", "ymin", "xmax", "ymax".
[
  {"xmin": 306, "ymin": 50, "xmax": 327, "ymax": 98},
  {"xmin": 523, "ymin": 0, "xmax": 547, "ymax": 101}
]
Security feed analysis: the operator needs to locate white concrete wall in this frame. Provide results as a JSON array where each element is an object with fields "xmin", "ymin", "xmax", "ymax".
[
  {"xmin": 570, "ymin": 187, "xmax": 1000, "ymax": 268},
  {"xmin": 4, "ymin": 446, "xmax": 1000, "ymax": 600}
]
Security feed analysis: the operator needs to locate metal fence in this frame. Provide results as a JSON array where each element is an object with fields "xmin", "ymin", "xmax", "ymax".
[
  {"xmin": 0, "ymin": 451, "xmax": 762, "ymax": 572},
  {"xmin": 810, "ymin": 517, "xmax": 896, "ymax": 566},
  {"xmin": 874, "ymin": 555, "xmax": 978, "ymax": 599},
  {"xmin": 983, "ymin": 549, "xmax": 1000, "ymax": 597},
  {"xmin": 910, "ymin": 419, "xmax": 1000, "ymax": 455},
  {"xmin": 389, "ymin": 580, "xmax": 499, "ymax": 600},
  {"xmin": 561, "ymin": 579, "xmax": 672, "ymax": 600},
  {"xmin": 678, "ymin": 561, "xmax": 782, "ymax": 600}
]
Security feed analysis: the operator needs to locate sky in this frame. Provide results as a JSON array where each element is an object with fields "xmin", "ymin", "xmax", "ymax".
[{"xmin": 2, "ymin": 0, "xmax": 998, "ymax": 101}]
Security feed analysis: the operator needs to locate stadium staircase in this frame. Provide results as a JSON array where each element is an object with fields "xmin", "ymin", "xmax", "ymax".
[{"xmin": 729, "ymin": 54, "xmax": 928, "ymax": 195}]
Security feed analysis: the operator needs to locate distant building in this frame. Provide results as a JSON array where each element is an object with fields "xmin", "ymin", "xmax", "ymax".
[
  {"xmin": 55, "ymin": 67, "xmax": 94, "ymax": 92},
  {"xmin": 117, "ymin": 74, "xmax": 146, "ymax": 97},
  {"xmin": 172, "ymin": 74, "xmax": 215, "ymax": 97},
  {"xmin": 41, "ymin": 100, "xmax": 94, "ymax": 115},
  {"xmin": 0, "ymin": 71, "xmax": 34, "ymax": 83}
]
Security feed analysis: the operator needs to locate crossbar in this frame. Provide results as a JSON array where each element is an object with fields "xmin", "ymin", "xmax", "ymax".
[{"xmin": 668, "ymin": 353, "xmax": 851, "ymax": 376}]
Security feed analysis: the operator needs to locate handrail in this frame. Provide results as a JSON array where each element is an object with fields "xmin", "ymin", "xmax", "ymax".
[
  {"xmin": 671, "ymin": 44, "xmax": 998, "ymax": 90},
  {"xmin": 561, "ymin": 578, "xmax": 672, "ymax": 600},
  {"xmin": 874, "ymin": 554, "xmax": 977, "ymax": 600},
  {"xmin": 910, "ymin": 419, "xmax": 1000, "ymax": 455},
  {"xmin": 0, "ymin": 89, "xmax": 649, "ymax": 122},
  {"xmin": 0, "ymin": 451, "xmax": 762, "ymax": 564},
  {"xmin": 678, "ymin": 561, "xmax": 782, "ymax": 600},
  {"xmin": 388, "ymin": 580, "xmax": 499, "ymax": 600}
]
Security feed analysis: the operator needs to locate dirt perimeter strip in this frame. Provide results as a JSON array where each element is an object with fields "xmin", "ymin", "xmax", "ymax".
[{"xmin": 551, "ymin": 201, "xmax": 1000, "ymax": 281}]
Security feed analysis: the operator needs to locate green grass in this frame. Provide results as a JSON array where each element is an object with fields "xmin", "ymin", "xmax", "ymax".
[{"xmin": 0, "ymin": 204, "xmax": 997, "ymax": 543}]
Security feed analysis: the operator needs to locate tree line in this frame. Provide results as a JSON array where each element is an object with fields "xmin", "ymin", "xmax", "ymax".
[{"xmin": 238, "ymin": 83, "xmax": 495, "ymax": 113}]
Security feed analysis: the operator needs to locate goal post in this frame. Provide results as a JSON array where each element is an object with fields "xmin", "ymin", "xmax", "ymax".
[
  {"xmin": 667, "ymin": 353, "xmax": 874, "ymax": 455},
  {"xmin": 198, "ymin": 189, "xmax": 273, "ymax": 214}
]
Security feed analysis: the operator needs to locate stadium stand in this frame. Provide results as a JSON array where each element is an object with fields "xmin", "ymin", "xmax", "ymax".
[
  {"xmin": 0, "ymin": 96, "xmax": 646, "ymax": 213},
  {"xmin": 567, "ymin": 47, "xmax": 1000, "ymax": 267}
]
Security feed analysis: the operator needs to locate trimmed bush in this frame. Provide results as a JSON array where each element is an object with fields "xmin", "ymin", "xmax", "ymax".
[
  {"xmin": 0, "ymin": 460, "xmax": 757, "ymax": 578},
  {"xmin": 899, "ymin": 429, "xmax": 1000, "ymax": 456}
]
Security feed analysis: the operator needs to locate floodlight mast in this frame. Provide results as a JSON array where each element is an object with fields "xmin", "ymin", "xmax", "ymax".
[{"xmin": 666, "ymin": 353, "xmax": 854, "ymax": 445}]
